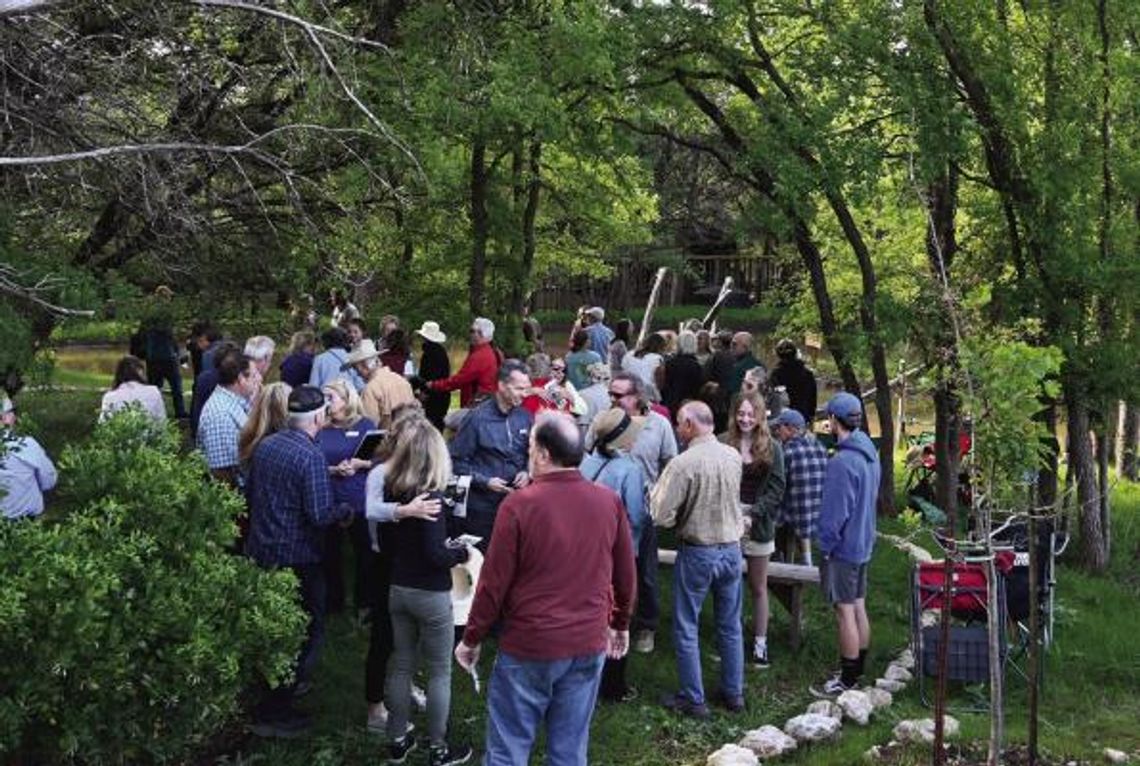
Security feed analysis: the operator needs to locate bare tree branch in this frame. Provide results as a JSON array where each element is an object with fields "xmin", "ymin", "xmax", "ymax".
[
  {"xmin": 189, "ymin": 0, "xmax": 390, "ymax": 52},
  {"xmin": 0, "ymin": 264, "xmax": 94, "ymax": 317},
  {"xmin": 0, "ymin": 124, "xmax": 379, "ymax": 166}
]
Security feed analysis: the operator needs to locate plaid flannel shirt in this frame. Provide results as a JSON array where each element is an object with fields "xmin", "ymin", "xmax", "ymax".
[
  {"xmin": 777, "ymin": 433, "xmax": 828, "ymax": 539},
  {"xmin": 196, "ymin": 386, "xmax": 249, "ymax": 470},
  {"xmin": 246, "ymin": 429, "xmax": 349, "ymax": 567}
]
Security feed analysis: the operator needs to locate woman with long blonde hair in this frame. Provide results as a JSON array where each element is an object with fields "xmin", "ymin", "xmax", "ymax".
[
  {"xmin": 238, "ymin": 382, "xmax": 292, "ymax": 465},
  {"xmin": 361, "ymin": 402, "xmax": 433, "ymax": 735},
  {"xmin": 382, "ymin": 418, "xmax": 473, "ymax": 764},
  {"xmin": 317, "ymin": 377, "xmax": 375, "ymax": 619},
  {"xmin": 722, "ymin": 391, "xmax": 786, "ymax": 669}
]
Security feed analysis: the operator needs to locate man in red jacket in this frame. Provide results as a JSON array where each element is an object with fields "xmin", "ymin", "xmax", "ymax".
[
  {"xmin": 455, "ymin": 413, "xmax": 636, "ymax": 766},
  {"xmin": 427, "ymin": 316, "xmax": 503, "ymax": 408}
]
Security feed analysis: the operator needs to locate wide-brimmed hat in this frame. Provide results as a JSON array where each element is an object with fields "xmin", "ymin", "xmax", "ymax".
[
  {"xmin": 341, "ymin": 338, "xmax": 380, "ymax": 370},
  {"xmin": 590, "ymin": 408, "xmax": 644, "ymax": 454},
  {"xmin": 415, "ymin": 320, "xmax": 447, "ymax": 344}
]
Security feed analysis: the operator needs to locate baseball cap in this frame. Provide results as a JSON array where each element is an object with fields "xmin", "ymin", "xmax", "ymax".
[
  {"xmin": 825, "ymin": 392, "xmax": 862, "ymax": 420},
  {"xmin": 772, "ymin": 409, "xmax": 805, "ymax": 430},
  {"xmin": 288, "ymin": 385, "xmax": 327, "ymax": 414}
]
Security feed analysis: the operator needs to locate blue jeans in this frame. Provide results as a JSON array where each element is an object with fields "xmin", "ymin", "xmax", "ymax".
[
  {"xmin": 673, "ymin": 543, "xmax": 744, "ymax": 705},
  {"xmin": 484, "ymin": 650, "xmax": 604, "ymax": 766}
]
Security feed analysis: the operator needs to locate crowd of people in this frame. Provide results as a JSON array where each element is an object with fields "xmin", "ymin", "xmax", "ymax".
[{"xmin": 0, "ymin": 294, "xmax": 882, "ymax": 766}]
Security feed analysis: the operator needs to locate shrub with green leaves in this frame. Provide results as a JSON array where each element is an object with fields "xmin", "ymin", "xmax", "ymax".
[{"xmin": 0, "ymin": 409, "xmax": 306, "ymax": 763}]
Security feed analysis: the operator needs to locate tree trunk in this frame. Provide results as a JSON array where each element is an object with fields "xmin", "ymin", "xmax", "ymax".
[
  {"xmin": 1095, "ymin": 422, "xmax": 1112, "ymax": 563},
  {"xmin": 468, "ymin": 135, "xmax": 489, "ymax": 316},
  {"xmin": 925, "ymin": 162, "xmax": 961, "ymax": 519},
  {"xmin": 1035, "ymin": 398, "xmax": 1061, "ymax": 509},
  {"xmin": 933, "ymin": 382, "xmax": 961, "ymax": 519},
  {"xmin": 507, "ymin": 141, "xmax": 542, "ymax": 355},
  {"xmin": 1067, "ymin": 392, "xmax": 1108, "ymax": 572},
  {"xmin": 789, "ymin": 220, "xmax": 861, "ymax": 398},
  {"xmin": 1119, "ymin": 402, "xmax": 1139, "ymax": 481}
]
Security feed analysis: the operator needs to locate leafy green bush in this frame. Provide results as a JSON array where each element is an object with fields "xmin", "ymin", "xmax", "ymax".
[{"xmin": 0, "ymin": 410, "xmax": 306, "ymax": 763}]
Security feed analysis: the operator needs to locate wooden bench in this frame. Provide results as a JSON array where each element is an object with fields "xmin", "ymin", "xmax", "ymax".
[{"xmin": 658, "ymin": 549, "xmax": 820, "ymax": 651}]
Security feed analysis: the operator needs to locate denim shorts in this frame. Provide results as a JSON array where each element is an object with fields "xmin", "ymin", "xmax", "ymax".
[{"xmin": 820, "ymin": 558, "xmax": 868, "ymax": 604}]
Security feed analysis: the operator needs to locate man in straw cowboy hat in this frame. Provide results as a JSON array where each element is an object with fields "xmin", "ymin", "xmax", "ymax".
[{"xmin": 345, "ymin": 339, "xmax": 416, "ymax": 431}]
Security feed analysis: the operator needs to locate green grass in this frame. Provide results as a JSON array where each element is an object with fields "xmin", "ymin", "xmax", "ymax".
[
  {"xmin": 230, "ymin": 490, "xmax": 1140, "ymax": 766},
  {"xmin": 13, "ymin": 389, "xmax": 1140, "ymax": 764}
]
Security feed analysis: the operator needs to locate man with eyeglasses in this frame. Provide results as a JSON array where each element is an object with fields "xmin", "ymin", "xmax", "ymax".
[
  {"xmin": 595, "ymin": 372, "xmax": 678, "ymax": 654},
  {"xmin": 427, "ymin": 316, "xmax": 503, "ymax": 409}
]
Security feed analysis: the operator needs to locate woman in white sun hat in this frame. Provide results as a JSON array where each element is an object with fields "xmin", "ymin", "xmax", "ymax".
[{"xmin": 415, "ymin": 321, "xmax": 451, "ymax": 431}]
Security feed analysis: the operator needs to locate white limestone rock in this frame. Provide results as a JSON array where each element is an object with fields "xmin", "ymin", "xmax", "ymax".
[
  {"xmin": 739, "ymin": 725, "xmax": 797, "ymax": 759},
  {"xmin": 1103, "ymin": 748, "xmax": 1130, "ymax": 764},
  {"xmin": 895, "ymin": 648, "xmax": 916, "ymax": 670},
  {"xmin": 876, "ymin": 677, "xmax": 906, "ymax": 693},
  {"xmin": 884, "ymin": 663, "xmax": 914, "ymax": 682},
  {"xmin": 864, "ymin": 687, "xmax": 893, "ymax": 709},
  {"xmin": 805, "ymin": 699, "xmax": 843, "ymax": 720},
  {"xmin": 706, "ymin": 743, "xmax": 759, "ymax": 766},
  {"xmin": 864, "ymin": 745, "xmax": 882, "ymax": 761},
  {"xmin": 836, "ymin": 689, "xmax": 874, "ymax": 726},
  {"xmin": 893, "ymin": 716, "xmax": 960, "ymax": 745},
  {"xmin": 784, "ymin": 713, "xmax": 843, "ymax": 743}
]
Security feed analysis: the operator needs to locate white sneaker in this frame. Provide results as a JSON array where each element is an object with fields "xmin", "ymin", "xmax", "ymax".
[
  {"xmin": 367, "ymin": 705, "xmax": 414, "ymax": 737},
  {"xmin": 366, "ymin": 703, "xmax": 388, "ymax": 733}
]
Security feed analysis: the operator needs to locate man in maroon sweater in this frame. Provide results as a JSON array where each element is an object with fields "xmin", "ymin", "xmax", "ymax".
[{"xmin": 455, "ymin": 412, "xmax": 637, "ymax": 766}]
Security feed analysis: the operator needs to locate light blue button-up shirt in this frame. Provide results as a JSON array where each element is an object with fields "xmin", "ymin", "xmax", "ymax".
[{"xmin": 1, "ymin": 433, "xmax": 57, "ymax": 519}]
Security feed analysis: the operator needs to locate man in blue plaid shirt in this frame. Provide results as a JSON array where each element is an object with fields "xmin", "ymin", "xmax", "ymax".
[
  {"xmin": 246, "ymin": 385, "xmax": 353, "ymax": 738},
  {"xmin": 773, "ymin": 409, "xmax": 827, "ymax": 566},
  {"xmin": 196, "ymin": 346, "xmax": 260, "ymax": 487}
]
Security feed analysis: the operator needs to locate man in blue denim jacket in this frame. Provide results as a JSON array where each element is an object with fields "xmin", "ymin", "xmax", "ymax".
[
  {"xmin": 449, "ymin": 360, "xmax": 534, "ymax": 549},
  {"xmin": 812, "ymin": 392, "xmax": 880, "ymax": 697}
]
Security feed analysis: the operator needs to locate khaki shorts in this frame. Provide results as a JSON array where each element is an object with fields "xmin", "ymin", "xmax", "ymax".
[{"xmin": 742, "ymin": 539, "xmax": 775, "ymax": 558}]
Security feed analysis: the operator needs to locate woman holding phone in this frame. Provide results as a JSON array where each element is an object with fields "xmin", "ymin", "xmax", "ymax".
[{"xmin": 318, "ymin": 378, "xmax": 377, "ymax": 617}]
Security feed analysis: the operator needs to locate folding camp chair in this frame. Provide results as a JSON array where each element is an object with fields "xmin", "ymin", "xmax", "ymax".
[{"xmin": 911, "ymin": 558, "xmax": 1008, "ymax": 710}]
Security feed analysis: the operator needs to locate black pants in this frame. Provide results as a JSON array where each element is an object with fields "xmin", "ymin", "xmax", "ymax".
[
  {"xmin": 634, "ymin": 523, "xmax": 659, "ymax": 633},
  {"xmin": 256, "ymin": 564, "xmax": 326, "ymax": 721},
  {"xmin": 365, "ymin": 549, "xmax": 395, "ymax": 704},
  {"xmin": 146, "ymin": 358, "xmax": 187, "ymax": 417},
  {"xmin": 324, "ymin": 518, "xmax": 374, "ymax": 613}
]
